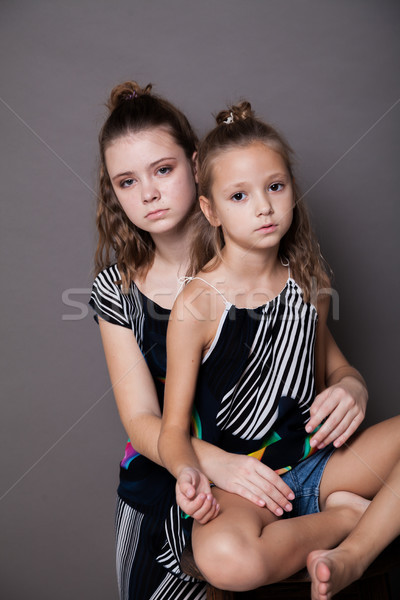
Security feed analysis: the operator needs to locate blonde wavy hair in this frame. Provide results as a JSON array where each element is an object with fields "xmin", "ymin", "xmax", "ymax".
[
  {"xmin": 189, "ymin": 101, "xmax": 330, "ymax": 302},
  {"xmin": 95, "ymin": 81, "xmax": 198, "ymax": 290}
]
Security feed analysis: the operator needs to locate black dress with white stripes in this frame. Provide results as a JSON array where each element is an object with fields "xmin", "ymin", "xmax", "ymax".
[
  {"xmin": 189, "ymin": 276, "xmax": 319, "ymax": 475},
  {"xmin": 89, "ymin": 264, "xmax": 206, "ymax": 600}
]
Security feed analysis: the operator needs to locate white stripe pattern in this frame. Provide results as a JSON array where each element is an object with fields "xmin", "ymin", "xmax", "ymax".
[
  {"xmin": 90, "ymin": 264, "xmax": 145, "ymax": 350},
  {"xmin": 115, "ymin": 499, "xmax": 144, "ymax": 600},
  {"xmin": 216, "ymin": 279, "xmax": 317, "ymax": 440}
]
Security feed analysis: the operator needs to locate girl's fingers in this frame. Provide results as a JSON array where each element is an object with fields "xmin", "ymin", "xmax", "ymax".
[
  {"xmin": 307, "ymin": 380, "xmax": 366, "ymax": 447},
  {"xmin": 260, "ymin": 490, "xmax": 292, "ymax": 516},
  {"xmin": 313, "ymin": 404, "xmax": 364, "ymax": 449},
  {"xmin": 333, "ymin": 414, "xmax": 363, "ymax": 448},
  {"xmin": 230, "ymin": 480, "xmax": 293, "ymax": 513},
  {"xmin": 176, "ymin": 491, "xmax": 206, "ymax": 516},
  {"xmin": 264, "ymin": 488, "xmax": 293, "ymax": 515},
  {"xmin": 255, "ymin": 465, "xmax": 295, "ymax": 500},
  {"xmin": 307, "ymin": 390, "xmax": 333, "ymax": 431},
  {"xmin": 191, "ymin": 494, "xmax": 219, "ymax": 523},
  {"xmin": 231, "ymin": 468, "xmax": 294, "ymax": 511},
  {"xmin": 308, "ymin": 393, "xmax": 356, "ymax": 447},
  {"xmin": 227, "ymin": 482, "xmax": 266, "ymax": 507},
  {"xmin": 179, "ymin": 480, "xmax": 196, "ymax": 499},
  {"xmin": 238, "ymin": 466, "xmax": 295, "ymax": 512},
  {"xmin": 250, "ymin": 476, "xmax": 294, "ymax": 514},
  {"xmin": 311, "ymin": 406, "xmax": 356, "ymax": 448}
]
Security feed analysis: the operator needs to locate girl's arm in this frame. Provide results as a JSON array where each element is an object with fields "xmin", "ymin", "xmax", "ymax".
[
  {"xmin": 159, "ymin": 287, "xmax": 220, "ymax": 523},
  {"xmin": 307, "ymin": 295, "xmax": 368, "ymax": 450},
  {"xmin": 99, "ymin": 318, "xmax": 164, "ymax": 464},
  {"xmin": 99, "ymin": 316, "xmax": 220, "ymax": 472}
]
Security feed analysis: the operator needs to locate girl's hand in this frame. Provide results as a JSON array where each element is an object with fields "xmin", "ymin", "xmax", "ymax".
[
  {"xmin": 176, "ymin": 467, "xmax": 220, "ymax": 524},
  {"xmin": 306, "ymin": 376, "xmax": 368, "ymax": 449},
  {"xmin": 208, "ymin": 454, "xmax": 294, "ymax": 517}
]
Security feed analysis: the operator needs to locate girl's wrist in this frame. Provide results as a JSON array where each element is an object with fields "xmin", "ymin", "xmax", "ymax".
[{"xmin": 328, "ymin": 367, "xmax": 367, "ymax": 390}]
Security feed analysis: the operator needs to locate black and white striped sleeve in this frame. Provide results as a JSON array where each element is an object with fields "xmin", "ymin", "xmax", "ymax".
[{"xmin": 89, "ymin": 265, "xmax": 131, "ymax": 328}]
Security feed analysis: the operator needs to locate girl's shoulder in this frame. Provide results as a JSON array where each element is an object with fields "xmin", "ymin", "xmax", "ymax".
[
  {"xmin": 90, "ymin": 264, "xmax": 142, "ymax": 328},
  {"xmin": 93, "ymin": 263, "xmax": 123, "ymax": 287},
  {"xmin": 179, "ymin": 273, "xmax": 229, "ymax": 304},
  {"xmin": 92, "ymin": 263, "xmax": 140, "ymax": 296},
  {"xmin": 172, "ymin": 274, "xmax": 229, "ymax": 326}
]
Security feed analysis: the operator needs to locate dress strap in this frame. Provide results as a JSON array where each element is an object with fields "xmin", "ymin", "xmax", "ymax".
[{"xmin": 177, "ymin": 276, "xmax": 231, "ymax": 306}]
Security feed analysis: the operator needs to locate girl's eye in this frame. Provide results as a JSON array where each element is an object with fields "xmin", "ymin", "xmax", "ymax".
[
  {"xmin": 231, "ymin": 192, "xmax": 246, "ymax": 202},
  {"xmin": 120, "ymin": 178, "xmax": 135, "ymax": 188},
  {"xmin": 269, "ymin": 182, "xmax": 284, "ymax": 192},
  {"xmin": 157, "ymin": 166, "xmax": 172, "ymax": 176}
]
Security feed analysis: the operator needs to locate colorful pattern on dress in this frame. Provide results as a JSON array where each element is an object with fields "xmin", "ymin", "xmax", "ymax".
[
  {"xmin": 190, "ymin": 406, "xmax": 202, "ymax": 440},
  {"xmin": 248, "ymin": 430, "xmax": 319, "ymax": 474},
  {"xmin": 120, "ymin": 441, "xmax": 141, "ymax": 470}
]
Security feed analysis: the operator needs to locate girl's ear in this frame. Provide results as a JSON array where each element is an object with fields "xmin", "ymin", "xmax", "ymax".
[
  {"xmin": 199, "ymin": 195, "xmax": 221, "ymax": 227},
  {"xmin": 191, "ymin": 151, "xmax": 198, "ymax": 183}
]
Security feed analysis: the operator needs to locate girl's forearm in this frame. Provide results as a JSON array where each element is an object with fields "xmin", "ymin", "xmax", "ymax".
[
  {"xmin": 126, "ymin": 411, "xmax": 233, "ymax": 481},
  {"xmin": 158, "ymin": 427, "xmax": 202, "ymax": 479},
  {"xmin": 192, "ymin": 437, "xmax": 228, "ymax": 477},
  {"xmin": 123, "ymin": 412, "xmax": 164, "ymax": 466}
]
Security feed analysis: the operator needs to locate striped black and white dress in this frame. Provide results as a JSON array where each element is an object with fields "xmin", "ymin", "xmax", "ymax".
[
  {"xmin": 188, "ymin": 275, "xmax": 319, "ymax": 474},
  {"xmin": 89, "ymin": 264, "xmax": 206, "ymax": 600}
]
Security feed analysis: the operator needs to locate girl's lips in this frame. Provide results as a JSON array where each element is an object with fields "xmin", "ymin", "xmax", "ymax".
[
  {"xmin": 257, "ymin": 224, "xmax": 277, "ymax": 233},
  {"xmin": 145, "ymin": 209, "xmax": 169, "ymax": 220}
]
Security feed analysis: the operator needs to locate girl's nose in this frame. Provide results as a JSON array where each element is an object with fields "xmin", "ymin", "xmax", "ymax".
[
  {"xmin": 142, "ymin": 180, "xmax": 160, "ymax": 203},
  {"xmin": 257, "ymin": 196, "xmax": 273, "ymax": 216}
]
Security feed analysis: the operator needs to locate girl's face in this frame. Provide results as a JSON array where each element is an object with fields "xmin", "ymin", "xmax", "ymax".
[
  {"xmin": 201, "ymin": 142, "xmax": 294, "ymax": 254},
  {"xmin": 105, "ymin": 127, "xmax": 197, "ymax": 236}
]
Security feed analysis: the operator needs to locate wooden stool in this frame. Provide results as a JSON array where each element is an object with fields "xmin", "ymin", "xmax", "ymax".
[{"xmin": 181, "ymin": 536, "xmax": 400, "ymax": 599}]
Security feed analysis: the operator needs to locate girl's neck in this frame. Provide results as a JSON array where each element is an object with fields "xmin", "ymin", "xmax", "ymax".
[
  {"xmin": 151, "ymin": 226, "xmax": 191, "ymax": 275},
  {"xmin": 208, "ymin": 245, "xmax": 288, "ymax": 309},
  {"xmin": 135, "ymin": 223, "xmax": 193, "ymax": 308},
  {"xmin": 220, "ymin": 244, "xmax": 282, "ymax": 283}
]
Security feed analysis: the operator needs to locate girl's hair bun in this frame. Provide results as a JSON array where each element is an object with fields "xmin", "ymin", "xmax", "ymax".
[
  {"xmin": 106, "ymin": 81, "xmax": 153, "ymax": 112},
  {"xmin": 215, "ymin": 100, "xmax": 255, "ymax": 125}
]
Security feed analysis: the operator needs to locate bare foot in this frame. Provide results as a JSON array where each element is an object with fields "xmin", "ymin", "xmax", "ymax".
[
  {"xmin": 307, "ymin": 492, "xmax": 370, "ymax": 599},
  {"xmin": 307, "ymin": 547, "xmax": 364, "ymax": 600}
]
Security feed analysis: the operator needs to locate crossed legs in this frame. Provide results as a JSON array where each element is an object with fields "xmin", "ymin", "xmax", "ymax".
[
  {"xmin": 192, "ymin": 488, "xmax": 367, "ymax": 591},
  {"xmin": 308, "ymin": 415, "xmax": 400, "ymax": 600},
  {"xmin": 191, "ymin": 416, "xmax": 400, "ymax": 593}
]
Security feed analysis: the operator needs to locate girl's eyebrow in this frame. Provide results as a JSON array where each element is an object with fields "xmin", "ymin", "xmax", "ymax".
[
  {"xmin": 149, "ymin": 156, "xmax": 177, "ymax": 168},
  {"xmin": 221, "ymin": 181, "xmax": 248, "ymax": 194},
  {"xmin": 222, "ymin": 171, "xmax": 288, "ymax": 193},
  {"xmin": 111, "ymin": 157, "xmax": 178, "ymax": 182},
  {"xmin": 266, "ymin": 171, "xmax": 288, "ymax": 180},
  {"xmin": 111, "ymin": 170, "xmax": 134, "ymax": 182}
]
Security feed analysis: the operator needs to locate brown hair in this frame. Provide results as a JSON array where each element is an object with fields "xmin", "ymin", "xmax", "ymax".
[
  {"xmin": 95, "ymin": 81, "xmax": 198, "ymax": 290},
  {"xmin": 190, "ymin": 101, "xmax": 330, "ymax": 301}
]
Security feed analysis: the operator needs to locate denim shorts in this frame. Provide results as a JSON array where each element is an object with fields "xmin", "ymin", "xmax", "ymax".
[{"xmin": 281, "ymin": 445, "xmax": 336, "ymax": 517}]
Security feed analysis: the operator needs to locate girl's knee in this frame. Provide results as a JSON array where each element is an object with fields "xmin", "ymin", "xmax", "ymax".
[{"xmin": 193, "ymin": 529, "xmax": 267, "ymax": 591}]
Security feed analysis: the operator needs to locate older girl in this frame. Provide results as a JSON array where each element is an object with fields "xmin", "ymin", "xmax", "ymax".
[{"xmin": 158, "ymin": 101, "xmax": 400, "ymax": 597}]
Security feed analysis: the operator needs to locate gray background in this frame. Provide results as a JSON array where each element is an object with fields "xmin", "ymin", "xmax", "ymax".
[{"xmin": 1, "ymin": 1, "xmax": 399, "ymax": 598}]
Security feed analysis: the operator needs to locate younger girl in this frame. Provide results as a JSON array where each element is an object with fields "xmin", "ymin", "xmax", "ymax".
[{"xmin": 159, "ymin": 102, "xmax": 400, "ymax": 597}]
